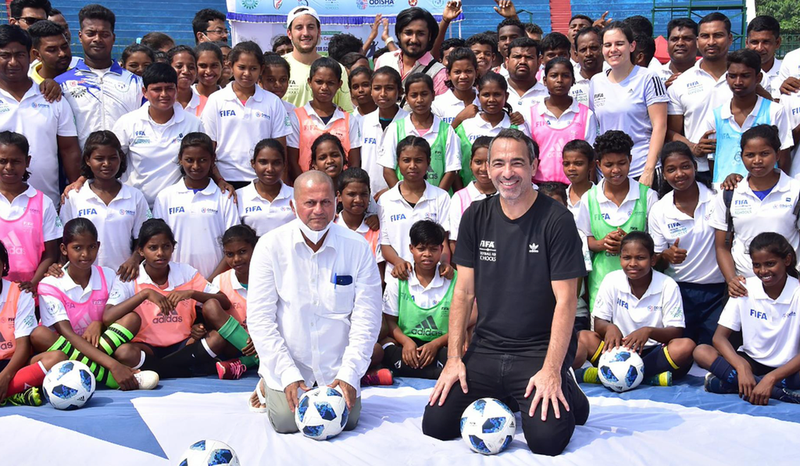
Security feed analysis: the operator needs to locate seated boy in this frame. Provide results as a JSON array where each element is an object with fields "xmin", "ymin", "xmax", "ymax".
[{"xmin": 382, "ymin": 220, "xmax": 455, "ymax": 379}]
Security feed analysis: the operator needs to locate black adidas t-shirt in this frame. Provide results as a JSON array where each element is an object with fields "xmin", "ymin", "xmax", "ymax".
[{"xmin": 454, "ymin": 194, "xmax": 587, "ymax": 358}]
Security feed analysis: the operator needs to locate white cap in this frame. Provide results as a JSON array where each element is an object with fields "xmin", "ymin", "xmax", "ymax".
[{"xmin": 286, "ymin": 6, "xmax": 320, "ymax": 29}]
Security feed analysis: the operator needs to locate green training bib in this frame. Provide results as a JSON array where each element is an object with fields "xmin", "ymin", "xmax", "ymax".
[
  {"xmin": 397, "ymin": 271, "xmax": 457, "ymax": 342},
  {"xmin": 395, "ymin": 119, "xmax": 449, "ymax": 188}
]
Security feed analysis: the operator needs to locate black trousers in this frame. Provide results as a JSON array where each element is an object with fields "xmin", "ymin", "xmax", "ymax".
[{"xmin": 421, "ymin": 349, "xmax": 590, "ymax": 456}]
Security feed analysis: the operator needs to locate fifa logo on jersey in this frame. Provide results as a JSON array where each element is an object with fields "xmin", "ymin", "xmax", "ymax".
[
  {"xmin": 390, "ymin": 214, "xmax": 406, "ymax": 221},
  {"xmin": 245, "ymin": 206, "xmax": 262, "ymax": 213},
  {"xmin": 734, "ymin": 200, "xmax": 748, "ymax": 206},
  {"xmin": 220, "ymin": 110, "xmax": 236, "ymax": 117},
  {"xmin": 169, "ymin": 207, "xmax": 185, "ymax": 214},
  {"xmin": 78, "ymin": 208, "xmax": 98, "ymax": 216},
  {"xmin": 617, "ymin": 298, "xmax": 628, "ymax": 309},
  {"xmin": 480, "ymin": 240, "xmax": 495, "ymax": 248},
  {"xmin": 153, "ymin": 309, "xmax": 183, "ymax": 324},
  {"xmin": 364, "ymin": 137, "xmax": 377, "ymax": 144},
  {"xmin": 749, "ymin": 309, "xmax": 768, "ymax": 320},
  {"xmin": 667, "ymin": 222, "xmax": 681, "ymax": 229}
]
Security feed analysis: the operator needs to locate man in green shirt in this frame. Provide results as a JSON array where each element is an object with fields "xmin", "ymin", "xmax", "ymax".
[{"xmin": 282, "ymin": 6, "xmax": 353, "ymax": 112}]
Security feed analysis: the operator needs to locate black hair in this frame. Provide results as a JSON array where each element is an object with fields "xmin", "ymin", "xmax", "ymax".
[
  {"xmin": 263, "ymin": 51, "xmax": 290, "ymax": 75},
  {"xmin": 574, "ymin": 26, "xmax": 601, "ymax": 51},
  {"xmin": 657, "ymin": 141, "xmax": 713, "ymax": 197},
  {"xmin": 272, "ymin": 35, "xmax": 292, "ymax": 52},
  {"xmin": 79, "ymin": 4, "xmax": 115, "ymax": 32},
  {"xmin": 620, "ymin": 231, "xmax": 656, "ymax": 257},
  {"xmin": 538, "ymin": 182, "xmax": 568, "ymax": 205},
  {"xmin": 667, "ymin": 17, "xmax": 698, "ymax": 37},
  {"xmin": 525, "ymin": 23, "xmax": 543, "ymax": 36},
  {"xmin": 47, "ymin": 7, "xmax": 60, "ymax": 16},
  {"xmin": 727, "ymin": 48, "xmax": 761, "ymax": 73},
  {"xmin": 0, "ymin": 241, "xmax": 8, "ymax": 277},
  {"xmin": 221, "ymin": 224, "xmax": 258, "ymax": 248},
  {"xmin": 404, "ymin": 72, "xmax": 434, "ymax": 95},
  {"xmin": 178, "ymin": 132, "xmax": 215, "ymax": 176},
  {"xmin": 213, "ymin": 40, "xmax": 231, "ymax": 52},
  {"xmin": 442, "ymin": 37, "xmax": 467, "ymax": 53},
  {"xmin": 229, "ymin": 41, "xmax": 264, "ymax": 67},
  {"xmin": 253, "ymin": 138, "xmax": 286, "ymax": 163},
  {"xmin": 328, "ymin": 33, "xmax": 363, "ymax": 63},
  {"xmin": 397, "ymin": 135, "xmax": 431, "ymax": 163},
  {"xmin": 340, "ymin": 52, "xmax": 368, "ymax": 71},
  {"xmin": 192, "ymin": 8, "xmax": 226, "ymax": 43},
  {"xmin": 349, "ymin": 66, "xmax": 372, "ymax": 84},
  {"xmin": 153, "ymin": 51, "xmax": 168, "ymax": 63},
  {"xmin": 476, "ymin": 71, "xmax": 512, "ymax": 116},
  {"xmin": 196, "ymin": 41, "xmax": 224, "ymax": 64},
  {"xmin": 446, "ymin": 47, "xmax": 478, "ymax": 73},
  {"xmin": 395, "ymin": 7, "xmax": 439, "ymax": 52},
  {"xmin": 80, "ymin": 130, "xmax": 127, "ymax": 179},
  {"xmin": 594, "ymin": 130, "xmax": 634, "ymax": 159},
  {"xmin": 309, "ymin": 56, "xmax": 342, "ymax": 81},
  {"xmin": 471, "ymin": 136, "xmax": 492, "ymax": 160},
  {"xmin": 409, "ymin": 219, "xmax": 445, "ymax": 247},
  {"xmin": 544, "ymin": 56, "xmax": 574, "ymax": 80},
  {"xmin": 27, "ymin": 20, "xmax": 65, "ymax": 49},
  {"xmin": 167, "ymin": 45, "xmax": 197, "ymax": 65},
  {"xmin": 622, "ymin": 15, "xmax": 654, "ymax": 37},
  {"xmin": 338, "ymin": 167, "xmax": 371, "ymax": 194},
  {"xmin": 539, "ymin": 32, "xmax": 571, "ymax": 53},
  {"xmin": 748, "ymin": 15, "xmax": 780, "ymax": 38},
  {"xmin": 0, "ymin": 131, "xmax": 30, "ymax": 181},
  {"xmin": 634, "ymin": 33, "xmax": 656, "ymax": 65},
  {"xmin": 142, "ymin": 62, "xmax": 177, "ymax": 87},
  {"xmin": 137, "ymin": 218, "xmax": 176, "ymax": 249},
  {"xmin": 602, "ymin": 21, "xmax": 634, "ymax": 43},
  {"xmin": 63, "ymin": 218, "xmax": 98, "ymax": 245},
  {"xmin": 121, "ymin": 44, "xmax": 155, "ymax": 67},
  {"xmin": 372, "ymin": 65, "xmax": 402, "ymax": 92},
  {"xmin": 466, "ymin": 33, "xmax": 498, "ymax": 55},
  {"xmin": 0, "ymin": 24, "xmax": 32, "ymax": 52},
  {"xmin": 569, "ymin": 15, "xmax": 593, "ymax": 26},
  {"xmin": 497, "ymin": 18, "xmax": 526, "ymax": 37},
  {"xmin": 699, "ymin": 12, "xmax": 732, "ymax": 34},
  {"xmin": 507, "ymin": 36, "xmax": 539, "ymax": 56},
  {"xmin": 10, "ymin": 0, "xmax": 51, "ymax": 19},
  {"xmin": 140, "ymin": 32, "xmax": 174, "ymax": 51},
  {"xmin": 741, "ymin": 124, "xmax": 781, "ymax": 154},
  {"xmin": 563, "ymin": 139, "xmax": 596, "ymax": 162},
  {"xmin": 749, "ymin": 232, "xmax": 799, "ymax": 278},
  {"xmin": 310, "ymin": 133, "xmax": 347, "ymax": 171}
]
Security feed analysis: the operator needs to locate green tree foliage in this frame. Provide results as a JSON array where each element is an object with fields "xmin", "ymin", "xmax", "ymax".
[{"xmin": 757, "ymin": 0, "xmax": 800, "ymax": 32}]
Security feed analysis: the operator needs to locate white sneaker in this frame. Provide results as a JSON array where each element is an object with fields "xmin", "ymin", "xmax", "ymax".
[{"xmin": 134, "ymin": 370, "xmax": 159, "ymax": 390}]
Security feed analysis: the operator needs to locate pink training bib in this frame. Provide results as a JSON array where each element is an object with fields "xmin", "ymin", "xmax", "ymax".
[
  {"xmin": 530, "ymin": 103, "xmax": 589, "ymax": 185},
  {"xmin": 455, "ymin": 187, "xmax": 474, "ymax": 215},
  {"xmin": 0, "ymin": 191, "xmax": 45, "ymax": 283},
  {"xmin": 38, "ymin": 266, "xmax": 109, "ymax": 337},
  {"xmin": 218, "ymin": 269, "xmax": 247, "ymax": 330}
]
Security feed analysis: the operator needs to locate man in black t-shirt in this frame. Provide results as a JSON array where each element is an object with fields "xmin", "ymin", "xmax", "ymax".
[{"xmin": 422, "ymin": 129, "xmax": 590, "ymax": 456}]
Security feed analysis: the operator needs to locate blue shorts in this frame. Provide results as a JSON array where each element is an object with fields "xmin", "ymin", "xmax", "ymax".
[{"xmin": 677, "ymin": 281, "xmax": 727, "ymax": 346}]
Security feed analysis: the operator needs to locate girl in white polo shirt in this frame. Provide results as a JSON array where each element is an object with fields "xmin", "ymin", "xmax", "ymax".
[
  {"xmin": 431, "ymin": 47, "xmax": 479, "ymax": 126},
  {"xmin": 201, "ymin": 41, "xmax": 292, "ymax": 188},
  {"xmin": 574, "ymin": 232, "xmax": 696, "ymax": 387},
  {"xmin": 448, "ymin": 136, "xmax": 495, "ymax": 252},
  {"xmin": 378, "ymin": 73, "xmax": 462, "ymax": 193},
  {"xmin": 379, "ymin": 136, "xmax": 452, "ymax": 280},
  {"xmin": 287, "ymin": 57, "xmax": 362, "ymax": 181},
  {"xmin": 710, "ymin": 125, "xmax": 800, "ymax": 298},
  {"xmin": 649, "ymin": 141, "xmax": 725, "ymax": 345},
  {"xmin": 60, "ymin": 131, "xmax": 150, "ymax": 279},
  {"xmin": 454, "ymin": 71, "xmax": 529, "ymax": 187},
  {"xmin": 694, "ymin": 232, "xmax": 800, "ymax": 405},
  {"xmin": 236, "ymin": 139, "xmax": 294, "ymax": 237},
  {"xmin": 193, "ymin": 42, "xmax": 224, "ymax": 116},
  {"xmin": 153, "ymin": 133, "xmax": 239, "ymax": 280},
  {"xmin": 361, "ymin": 67, "xmax": 408, "ymax": 199},
  {"xmin": 168, "ymin": 46, "xmax": 200, "ymax": 116},
  {"xmin": 349, "ymin": 66, "xmax": 376, "ymax": 125}
]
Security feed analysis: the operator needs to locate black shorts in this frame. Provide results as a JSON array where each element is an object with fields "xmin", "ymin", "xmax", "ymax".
[
  {"xmin": 141, "ymin": 338, "xmax": 190, "ymax": 359},
  {"xmin": 736, "ymin": 350, "xmax": 775, "ymax": 377}
]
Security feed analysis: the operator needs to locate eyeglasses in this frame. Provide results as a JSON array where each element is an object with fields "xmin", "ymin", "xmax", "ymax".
[
  {"xmin": 15, "ymin": 17, "xmax": 42, "ymax": 26},
  {"xmin": 204, "ymin": 28, "xmax": 229, "ymax": 35}
]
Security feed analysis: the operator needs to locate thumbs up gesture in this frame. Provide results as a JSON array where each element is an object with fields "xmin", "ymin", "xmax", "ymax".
[{"xmin": 663, "ymin": 237, "xmax": 688, "ymax": 265}]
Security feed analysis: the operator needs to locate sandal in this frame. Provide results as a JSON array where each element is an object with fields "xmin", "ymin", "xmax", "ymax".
[{"xmin": 249, "ymin": 378, "xmax": 267, "ymax": 413}]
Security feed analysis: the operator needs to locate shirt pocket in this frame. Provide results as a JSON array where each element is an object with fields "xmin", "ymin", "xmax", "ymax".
[{"xmin": 332, "ymin": 280, "xmax": 355, "ymax": 314}]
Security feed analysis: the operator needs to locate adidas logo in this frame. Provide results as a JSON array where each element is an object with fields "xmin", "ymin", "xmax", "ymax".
[
  {"xmin": 0, "ymin": 331, "xmax": 12, "ymax": 351},
  {"xmin": 408, "ymin": 316, "xmax": 444, "ymax": 338},
  {"xmin": 3, "ymin": 231, "xmax": 24, "ymax": 255},
  {"xmin": 529, "ymin": 243, "xmax": 539, "ymax": 253},
  {"xmin": 152, "ymin": 308, "xmax": 183, "ymax": 324}
]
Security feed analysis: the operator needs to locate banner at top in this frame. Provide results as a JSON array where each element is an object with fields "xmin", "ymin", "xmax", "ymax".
[{"xmin": 226, "ymin": 0, "xmax": 462, "ymax": 25}]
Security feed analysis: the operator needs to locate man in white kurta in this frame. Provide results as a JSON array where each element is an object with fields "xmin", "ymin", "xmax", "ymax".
[{"xmin": 247, "ymin": 171, "xmax": 382, "ymax": 433}]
